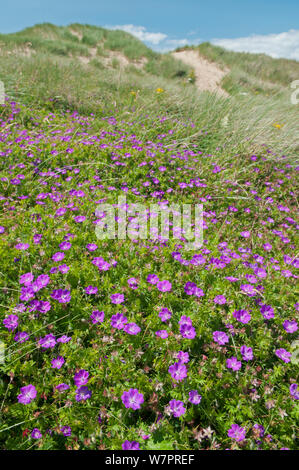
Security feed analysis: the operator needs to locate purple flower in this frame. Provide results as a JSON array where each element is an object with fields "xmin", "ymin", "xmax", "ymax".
[
  {"xmin": 228, "ymin": 424, "xmax": 246, "ymax": 441},
  {"xmin": 122, "ymin": 440, "xmax": 140, "ymax": 450},
  {"xmin": 85, "ymin": 285, "xmax": 98, "ymax": 295},
  {"xmin": 52, "ymin": 252, "xmax": 65, "ymax": 262},
  {"xmin": 75, "ymin": 386, "xmax": 92, "ymax": 402},
  {"xmin": 127, "ymin": 277, "xmax": 138, "ymax": 289},
  {"xmin": 90, "ymin": 310, "xmax": 105, "ymax": 324},
  {"xmin": 3, "ymin": 314, "xmax": 18, "ymax": 331},
  {"xmin": 147, "ymin": 274, "xmax": 159, "ymax": 284},
  {"xmin": 74, "ymin": 369, "xmax": 89, "ymax": 387},
  {"xmin": 86, "ymin": 243, "xmax": 98, "ymax": 251},
  {"xmin": 240, "ymin": 284, "xmax": 256, "ymax": 297},
  {"xmin": 51, "ymin": 356, "xmax": 65, "ymax": 369},
  {"xmin": 55, "ymin": 383, "xmax": 70, "ymax": 392},
  {"xmin": 74, "ymin": 215, "xmax": 86, "ymax": 223},
  {"xmin": 226, "ymin": 357, "xmax": 242, "ymax": 371},
  {"xmin": 17, "ymin": 384, "xmax": 37, "ymax": 404},
  {"xmin": 189, "ymin": 390, "xmax": 202, "ymax": 404},
  {"xmin": 157, "ymin": 280, "xmax": 172, "ymax": 292},
  {"xmin": 169, "ymin": 399, "xmax": 186, "ymax": 418},
  {"xmin": 111, "ymin": 313, "xmax": 127, "ymax": 330},
  {"xmin": 110, "ymin": 293, "xmax": 124, "ymax": 304},
  {"xmin": 158, "ymin": 307, "xmax": 172, "ymax": 322},
  {"xmin": 31, "ymin": 428, "xmax": 42, "ymax": 439},
  {"xmin": 213, "ymin": 331, "xmax": 229, "ymax": 345},
  {"xmin": 177, "ymin": 351, "xmax": 189, "ymax": 363},
  {"xmin": 61, "ymin": 426, "xmax": 72, "ymax": 437},
  {"xmin": 15, "ymin": 243, "xmax": 29, "ymax": 250},
  {"xmin": 240, "ymin": 345, "xmax": 253, "ymax": 361},
  {"xmin": 260, "ymin": 304, "xmax": 274, "ymax": 320},
  {"xmin": 180, "ymin": 323, "xmax": 196, "ymax": 339},
  {"xmin": 124, "ymin": 322, "xmax": 141, "ymax": 335},
  {"xmin": 57, "ymin": 335, "xmax": 71, "ymax": 343},
  {"xmin": 214, "ymin": 295, "xmax": 226, "ymax": 304},
  {"xmin": 19, "ymin": 272, "xmax": 34, "ymax": 285},
  {"xmin": 14, "ymin": 331, "xmax": 29, "ymax": 343},
  {"xmin": 59, "ymin": 241, "xmax": 72, "ymax": 251},
  {"xmin": 168, "ymin": 362, "xmax": 187, "ymax": 382},
  {"xmin": 275, "ymin": 348, "xmax": 291, "ymax": 363},
  {"xmin": 155, "ymin": 329, "xmax": 168, "ymax": 338},
  {"xmin": 121, "ymin": 388, "xmax": 144, "ymax": 410},
  {"xmin": 289, "ymin": 384, "xmax": 299, "ymax": 400},
  {"xmin": 283, "ymin": 320, "xmax": 298, "ymax": 333},
  {"xmin": 51, "ymin": 289, "xmax": 71, "ymax": 303},
  {"xmin": 233, "ymin": 309, "xmax": 251, "ymax": 324},
  {"xmin": 39, "ymin": 334, "xmax": 56, "ymax": 349}
]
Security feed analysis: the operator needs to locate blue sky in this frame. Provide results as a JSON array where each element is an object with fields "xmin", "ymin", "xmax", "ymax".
[{"xmin": 1, "ymin": 0, "xmax": 299, "ymax": 59}]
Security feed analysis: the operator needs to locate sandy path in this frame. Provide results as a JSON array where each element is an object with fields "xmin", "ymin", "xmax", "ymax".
[{"xmin": 172, "ymin": 49, "xmax": 229, "ymax": 97}]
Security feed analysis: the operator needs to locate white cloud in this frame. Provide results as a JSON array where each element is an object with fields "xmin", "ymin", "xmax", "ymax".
[
  {"xmin": 105, "ymin": 24, "xmax": 199, "ymax": 52},
  {"xmin": 105, "ymin": 24, "xmax": 167, "ymax": 45},
  {"xmin": 212, "ymin": 29, "xmax": 299, "ymax": 61}
]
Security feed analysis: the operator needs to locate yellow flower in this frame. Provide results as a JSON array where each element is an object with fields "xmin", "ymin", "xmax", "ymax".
[
  {"xmin": 273, "ymin": 123, "xmax": 284, "ymax": 129},
  {"xmin": 156, "ymin": 88, "xmax": 164, "ymax": 93},
  {"xmin": 130, "ymin": 91, "xmax": 136, "ymax": 96}
]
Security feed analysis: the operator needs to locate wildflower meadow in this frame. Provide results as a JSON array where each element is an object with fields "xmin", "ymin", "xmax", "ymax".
[{"xmin": 0, "ymin": 23, "xmax": 298, "ymax": 452}]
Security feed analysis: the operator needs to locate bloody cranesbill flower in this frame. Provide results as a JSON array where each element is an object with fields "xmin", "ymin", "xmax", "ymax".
[
  {"xmin": 233, "ymin": 309, "xmax": 251, "ymax": 324},
  {"xmin": 289, "ymin": 384, "xmax": 299, "ymax": 400},
  {"xmin": 226, "ymin": 357, "xmax": 242, "ymax": 371},
  {"xmin": 31, "ymin": 428, "xmax": 42, "ymax": 439},
  {"xmin": 127, "ymin": 277, "xmax": 138, "ymax": 289},
  {"xmin": 52, "ymin": 252, "xmax": 65, "ymax": 262},
  {"xmin": 147, "ymin": 274, "xmax": 159, "ymax": 284},
  {"xmin": 51, "ymin": 289, "xmax": 71, "ymax": 303},
  {"xmin": 3, "ymin": 314, "xmax": 18, "ymax": 331},
  {"xmin": 180, "ymin": 323, "xmax": 196, "ymax": 339},
  {"xmin": 51, "ymin": 356, "xmax": 65, "ymax": 369},
  {"xmin": 19, "ymin": 272, "xmax": 34, "ymax": 285},
  {"xmin": 61, "ymin": 426, "xmax": 72, "ymax": 437},
  {"xmin": 240, "ymin": 284, "xmax": 256, "ymax": 297},
  {"xmin": 283, "ymin": 320, "xmax": 298, "ymax": 333},
  {"xmin": 189, "ymin": 390, "xmax": 202, "ymax": 404},
  {"xmin": 156, "ymin": 280, "xmax": 172, "ymax": 292},
  {"xmin": 177, "ymin": 351, "xmax": 189, "ymax": 363},
  {"xmin": 213, "ymin": 295, "xmax": 226, "ymax": 305},
  {"xmin": 39, "ymin": 334, "xmax": 56, "ymax": 349},
  {"xmin": 75, "ymin": 386, "xmax": 92, "ymax": 402},
  {"xmin": 240, "ymin": 345, "xmax": 253, "ymax": 361},
  {"xmin": 168, "ymin": 362, "xmax": 187, "ymax": 382},
  {"xmin": 110, "ymin": 293, "xmax": 124, "ymax": 304},
  {"xmin": 213, "ymin": 331, "xmax": 229, "ymax": 345},
  {"xmin": 228, "ymin": 424, "xmax": 246, "ymax": 441},
  {"xmin": 111, "ymin": 313, "xmax": 127, "ymax": 329},
  {"xmin": 90, "ymin": 310, "xmax": 105, "ymax": 324},
  {"xmin": 169, "ymin": 399, "xmax": 186, "ymax": 418},
  {"xmin": 121, "ymin": 388, "xmax": 144, "ymax": 410},
  {"xmin": 14, "ymin": 331, "xmax": 29, "ymax": 343},
  {"xmin": 17, "ymin": 384, "xmax": 37, "ymax": 404},
  {"xmin": 275, "ymin": 348, "xmax": 291, "ymax": 363},
  {"xmin": 122, "ymin": 440, "xmax": 140, "ymax": 450},
  {"xmin": 85, "ymin": 285, "xmax": 98, "ymax": 295},
  {"xmin": 260, "ymin": 304, "xmax": 274, "ymax": 320},
  {"xmin": 55, "ymin": 383, "xmax": 70, "ymax": 392},
  {"xmin": 74, "ymin": 369, "xmax": 89, "ymax": 387},
  {"xmin": 124, "ymin": 322, "xmax": 141, "ymax": 335},
  {"xmin": 158, "ymin": 307, "xmax": 172, "ymax": 322},
  {"xmin": 155, "ymin": 329, "xmax": 168, "ymax": 338},
  {"xmin": 57, "ymin": 335, "xmax": 71, "ymax": 343}
]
